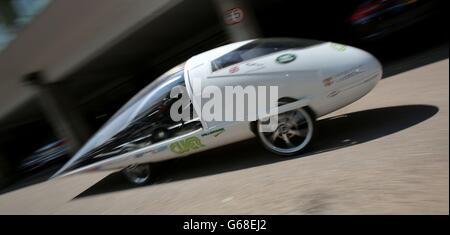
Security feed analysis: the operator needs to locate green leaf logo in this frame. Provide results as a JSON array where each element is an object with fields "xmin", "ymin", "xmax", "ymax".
[
  {"xmin": 330, "ymin": 43, "xmax": 347, "ymax": 52},
  {"xmin": 276, "ymin": 54, "xmax": 297, "ymax": 64}
]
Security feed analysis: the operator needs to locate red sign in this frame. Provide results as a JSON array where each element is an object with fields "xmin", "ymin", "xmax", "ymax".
[
  {"xmin": 322, "ymin": 77, "xmax": 334, "ymax": 87},
  {"xmin": 224, "ymin": 8, "xmax": 244, "ymax": 25},
  {"xmin": 229, "ymin": 66, "xmax": 240, "ymax": 74}
]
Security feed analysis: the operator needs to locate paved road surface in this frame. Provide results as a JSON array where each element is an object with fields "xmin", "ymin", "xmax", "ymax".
[{"xmin": 0, "ymin": 59, "xmax": 448, "ymax": 214}]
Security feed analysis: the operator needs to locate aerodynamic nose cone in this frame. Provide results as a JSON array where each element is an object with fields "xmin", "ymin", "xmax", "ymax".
[
  {"xmin": 347, "ymin": 44, "xmax": 383, "ymax": 81},
  {"xmin": 323, "ymin": 42, "xmax": 383, "ymax": 100}
]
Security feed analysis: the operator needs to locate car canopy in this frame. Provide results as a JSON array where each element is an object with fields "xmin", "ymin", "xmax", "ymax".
[{"xmin": 53, "ymin": 64, "xmax": 186, "ymax": 177}]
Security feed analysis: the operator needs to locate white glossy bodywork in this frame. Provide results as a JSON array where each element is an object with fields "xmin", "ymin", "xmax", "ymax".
[{"xmin": 53, "ymin": 39, "xmax": 382, "ymax": 178}]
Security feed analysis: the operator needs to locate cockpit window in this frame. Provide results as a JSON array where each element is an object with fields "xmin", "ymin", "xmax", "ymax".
[
  {"xmin": 211, "ymin": 38, "xmax": 323, "ymax": 72},
  {"xmin": 57, "ymin": 63, "xmax": 204, "ymax": 174},
  {"xmin": 109, "ymin": 63, "xmax": 185, "ymax": 122}
]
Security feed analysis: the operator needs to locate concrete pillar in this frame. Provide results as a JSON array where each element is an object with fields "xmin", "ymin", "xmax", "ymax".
[
  {"xmin": 213, "ymin": 0, "xmax": 261, "ymax": 42},
  {"xmin": 23, "ymin": 72, "xmax": 91, "ymax": 154}
]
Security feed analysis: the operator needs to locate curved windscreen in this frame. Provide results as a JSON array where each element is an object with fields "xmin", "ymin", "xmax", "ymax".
[
  {"xmin": 211, "ymin": 38, "xmax": 323, "ymax": 71},
  {"xmin": 54, "ymin": 64, "xmax": 188, "ymax": 176}
]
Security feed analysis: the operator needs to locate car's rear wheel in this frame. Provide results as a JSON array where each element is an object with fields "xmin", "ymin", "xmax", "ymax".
[
  {"xmin": 122, "ymin": 164, "xmax": 153, "ymax": 185},
  {"xmin": 256, "ymin": 107, "xmax": 315, "ymax": 156}
]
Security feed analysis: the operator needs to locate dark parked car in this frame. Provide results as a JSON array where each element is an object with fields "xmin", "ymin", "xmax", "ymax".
[
  {"xmin": 19, "ymin": 139, "xmax": 70, "ymax": 173},
  {"xmin": 348, "ymin": 0, "xmax": 442, "ymax": 40}
]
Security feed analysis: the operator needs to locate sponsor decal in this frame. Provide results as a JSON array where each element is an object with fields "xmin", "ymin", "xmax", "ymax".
[
  {"xmin": 330, "ymin": 43, "xmax": 347, "ymax": 52},
  {"xmin": 276, "ymin": 54, "xmax": 296, "ymax": 64},
  {"xmin": 336, "ymin": 66, "xmax": 364, "ymax": 83},
  {"xmin": 324, "ymin": 65, "xmax": 364, "ymax": 87},
  {"xmin": 327, "ymin": 90, "xmax": 340, "ymax": 98},
  {"xmin": 201, "ymin": 128, "xmax": 225, "ymax": 137},
  {"xmin": 224, "ymin": 8, "xmax": 244, "ymax": 25},
  {"xmin": 245, "ymin": 62, "xmax": 266, "ymax": 73},
  {"xmin": 134, "ymin": 145, "xmax": 168, "ymax": 158},
  {"xmin": 366, "ymin": 73, "xmax": 380, "ymax": 81},
  {"xmin": 322, "ymin": 77, "xmax": 334, "ymax": 87},
  {"xmin": 341, "ymin": 72, "xmax": 379, "ymax": 92},
  {"xmin": 229, "ymin": 66, "xmax": 240, "ymax": 74},
  {"xmin": 246, "ymin": 62, "xmax": 264, "ymax": 66},
  {"xmin": 170, "ymin": 137, "xmax": 205, "ymax": 154},
  {"xmin": 327, "ymin": 72, "xmax": 379, "ymax": 98}
]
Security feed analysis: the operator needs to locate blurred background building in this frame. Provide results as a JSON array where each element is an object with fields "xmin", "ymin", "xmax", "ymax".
[{"xmin": 0, "ymin": 0, "xmax": 447, "ymax": 188}]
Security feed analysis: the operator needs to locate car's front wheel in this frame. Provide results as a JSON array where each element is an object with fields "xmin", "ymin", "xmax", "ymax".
[
  {"xmin": 122, "ymin": 164, "xmax": 153, "ymax": 185},
  {"xmin": 256, "ymin": 108, "xmax": 315, "ymax": 156}
]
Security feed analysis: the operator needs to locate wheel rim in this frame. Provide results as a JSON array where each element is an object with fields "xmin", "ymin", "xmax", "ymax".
[
  {"xmin": 257, "ymin": 108, "xmax": 313, "ymax": 154},
  {"xmin": 123, "ymin": 164, "xmax": 151, "ymax": 184}
]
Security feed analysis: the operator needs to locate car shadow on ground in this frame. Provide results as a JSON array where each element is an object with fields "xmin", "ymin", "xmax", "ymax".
[
  {"xmin": 73, "ymin": 104, "xmax": 439, "ymax": 199},
  {"xmin": 380, "ymin": 42, "xmax": 449, "ymax": 78}
]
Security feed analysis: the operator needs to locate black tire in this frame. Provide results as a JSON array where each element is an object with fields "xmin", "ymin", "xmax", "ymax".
[
  {"xmin": 121, "ymin": 163, "xmax": 154, "ymax": 185},
  {"xmin": 256, "ymin": 107, "xmax": 316, "ymax": 156}
]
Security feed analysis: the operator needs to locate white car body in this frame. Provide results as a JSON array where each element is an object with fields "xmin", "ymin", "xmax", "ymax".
[{"xmin": 53, "ymin": 38, "xmax": 382, "ymax": 179}]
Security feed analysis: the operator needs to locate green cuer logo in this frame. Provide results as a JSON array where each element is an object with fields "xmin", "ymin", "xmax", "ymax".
[
  {"xmin": 170, "ymin": 137, "xmax": 205, "ymax": 154},
  {"xmin": 276, "ymin": 53, "xmax": 296, "ymax": 64}
]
